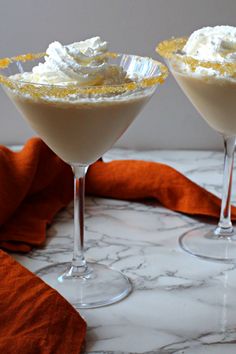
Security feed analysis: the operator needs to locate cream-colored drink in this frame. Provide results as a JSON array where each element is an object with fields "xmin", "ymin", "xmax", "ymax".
[
  {"xmin": 9, "ymin": 37, "xmax": 152, "ymax": 164},
  {"xmin": 11, "ymin": 93, "xmax": 149, "ymax": 165},
  {"xmin": 171, "ymin": 26, "xmax": 236, "ymax": 136},
  {"xmin": 173, "ymin": 73, "xmax": 236, "ymax": 136}
]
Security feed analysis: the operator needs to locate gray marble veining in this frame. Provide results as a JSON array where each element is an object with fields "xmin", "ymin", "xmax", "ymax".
[{"xmin": 12, "ymin": 148, "xmax": 236, "ymax": 354}]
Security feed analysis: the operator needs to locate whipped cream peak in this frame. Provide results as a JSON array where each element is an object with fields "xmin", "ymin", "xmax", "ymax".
[
  {"xmin": 23, "ymin": 37, "xmax": 126, "ymax": 86},
  {"xmin": 183, "ymin": 26, "xmax": 236, "ymax": 63},
  {"xmin": 65, "ymin": 36, "xmax": 107, "ymax": 60}
]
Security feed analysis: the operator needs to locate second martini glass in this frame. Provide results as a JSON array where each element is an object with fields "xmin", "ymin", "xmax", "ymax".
[
  {"xmin": 0, "ymin": 52, "xmax": 168, "ymax": 307},
  {"xmin": 157, "ymin": 37, "xmax": 236, "ymax": 263}
]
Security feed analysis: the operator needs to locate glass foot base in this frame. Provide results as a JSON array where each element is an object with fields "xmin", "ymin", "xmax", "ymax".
[
  {"xmin": 36, "ymin": 262, "xmax": 132, "ymax": 308},
  {"xmin": 179, "ymin": 226, "xmax": 236, "ymax": 263}
]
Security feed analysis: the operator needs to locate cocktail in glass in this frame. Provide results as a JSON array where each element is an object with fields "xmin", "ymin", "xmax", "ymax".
[
  {"xmin": 157, "ymin": 37, "xmax": 236, "ymax": 263},
  {"xmin": 0, "ymin": 51, "xmax": 168, "ymax": 306}
]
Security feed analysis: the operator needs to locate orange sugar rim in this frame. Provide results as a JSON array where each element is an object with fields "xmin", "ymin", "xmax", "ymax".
[
  {"xmin": 156, "ymin": 37, "xmax": 236, "ymax": 77},
  {"xmin": 0, "ymin": 51, "xmax": 168, "ymax": 99}
]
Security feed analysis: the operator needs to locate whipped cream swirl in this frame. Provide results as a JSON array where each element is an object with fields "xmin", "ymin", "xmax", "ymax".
[
  {"xmin": 21, "ymin": 37, "xmax": 127, "ymax": 86},
  {"xmin": 182, "ymin": 26, "xmax": 236, "ymax": 77}
]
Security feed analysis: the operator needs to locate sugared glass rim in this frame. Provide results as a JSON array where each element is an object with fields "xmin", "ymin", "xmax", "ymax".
[
  {"xmin": 0, "ymin": 51, "xmax": 168, "ymax": 99},
  {"xmin": 156, "ymin": 37, "xmax": 236, "ymax": 77}
]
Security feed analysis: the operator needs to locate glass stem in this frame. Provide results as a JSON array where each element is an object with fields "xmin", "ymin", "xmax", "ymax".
[
  {"xmin": 216, "ymin": 136, "xmax": 236, "ymax": 236},
  {"xmin": 71, "ymin": 164, "xmax": 89, "ymax": 274}
]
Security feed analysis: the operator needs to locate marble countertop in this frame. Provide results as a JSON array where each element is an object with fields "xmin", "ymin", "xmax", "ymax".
[{"xmin": 13, "ymin": 148, "xmax": 236, "ymax": 354}]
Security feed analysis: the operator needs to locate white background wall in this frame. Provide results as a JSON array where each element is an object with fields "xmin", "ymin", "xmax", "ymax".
[{"xmin": 0, "ymin": 0, "xmax": 235, "ymax": 149}]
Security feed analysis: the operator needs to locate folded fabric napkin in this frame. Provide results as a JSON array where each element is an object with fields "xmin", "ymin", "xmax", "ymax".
[
  {"xmin": 0, "ymin": 250, "xmax": 86, "ymax": 354},
  {"xmin": 0, "ymin": 138, "xmax": 73, "ymax": 252},
  {"xmin": 0, "ymin": 137, "xmax": 235, "ymax": 252},
  {"xmin": 86, "ymin": 159, "xmax": 236, "ymax": 219}
]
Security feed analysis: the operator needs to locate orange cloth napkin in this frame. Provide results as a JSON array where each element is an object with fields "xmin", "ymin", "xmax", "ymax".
[
  {"xmin": 0, "ymin": 249, "xmax": 86, "ymax": 354},
  {"xmin": 86, "ymin": 159, "xmax": 236, "ymax": 219},
  {"xmin": 0, "ymin": 137, "xmax": 236, "ymax": 253},
  {"xmin": 0, "ymin": 138, "xmax": 73, "ymax": 252}
]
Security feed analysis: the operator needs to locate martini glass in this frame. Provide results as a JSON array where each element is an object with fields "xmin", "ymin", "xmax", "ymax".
[
  {"xmin": 157, "ymin": 37, "xmax": 236, "ymax": 263},
  {"xmin": 0, "ymin": 51, "xmax": 168, "ymax": 307}
]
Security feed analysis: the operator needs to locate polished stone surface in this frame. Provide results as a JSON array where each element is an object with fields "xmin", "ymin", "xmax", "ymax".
[{"xmin": 13, "ymin": 148, "xmax": 236, "ymax": 354}]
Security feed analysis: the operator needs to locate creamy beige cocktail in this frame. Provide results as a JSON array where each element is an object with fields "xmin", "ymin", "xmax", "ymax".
[
  {"xmin": 157, "ymin": 25, "xmax": 236, "ymax": 263},
  {"xmin": 6, "ymin": 37, "xmax": 162, "ymax": 165},
  {"xmin": 0, "ymin": 37, "xmax": 167, "ymax": 308},
  {"xmin": 11, "ymin": 92, "xmax": 149, "ymax": 165},
  {"xmin": 173, "ymin": 72, "xmax": 236, "ymax": 136},
  {"xmin": 0, "ymin": 36, "xmax": 167, "ymax": 308},
  {"xmin": 157, "ymin": 26, "xmax": 236, "ymax": 136}
]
